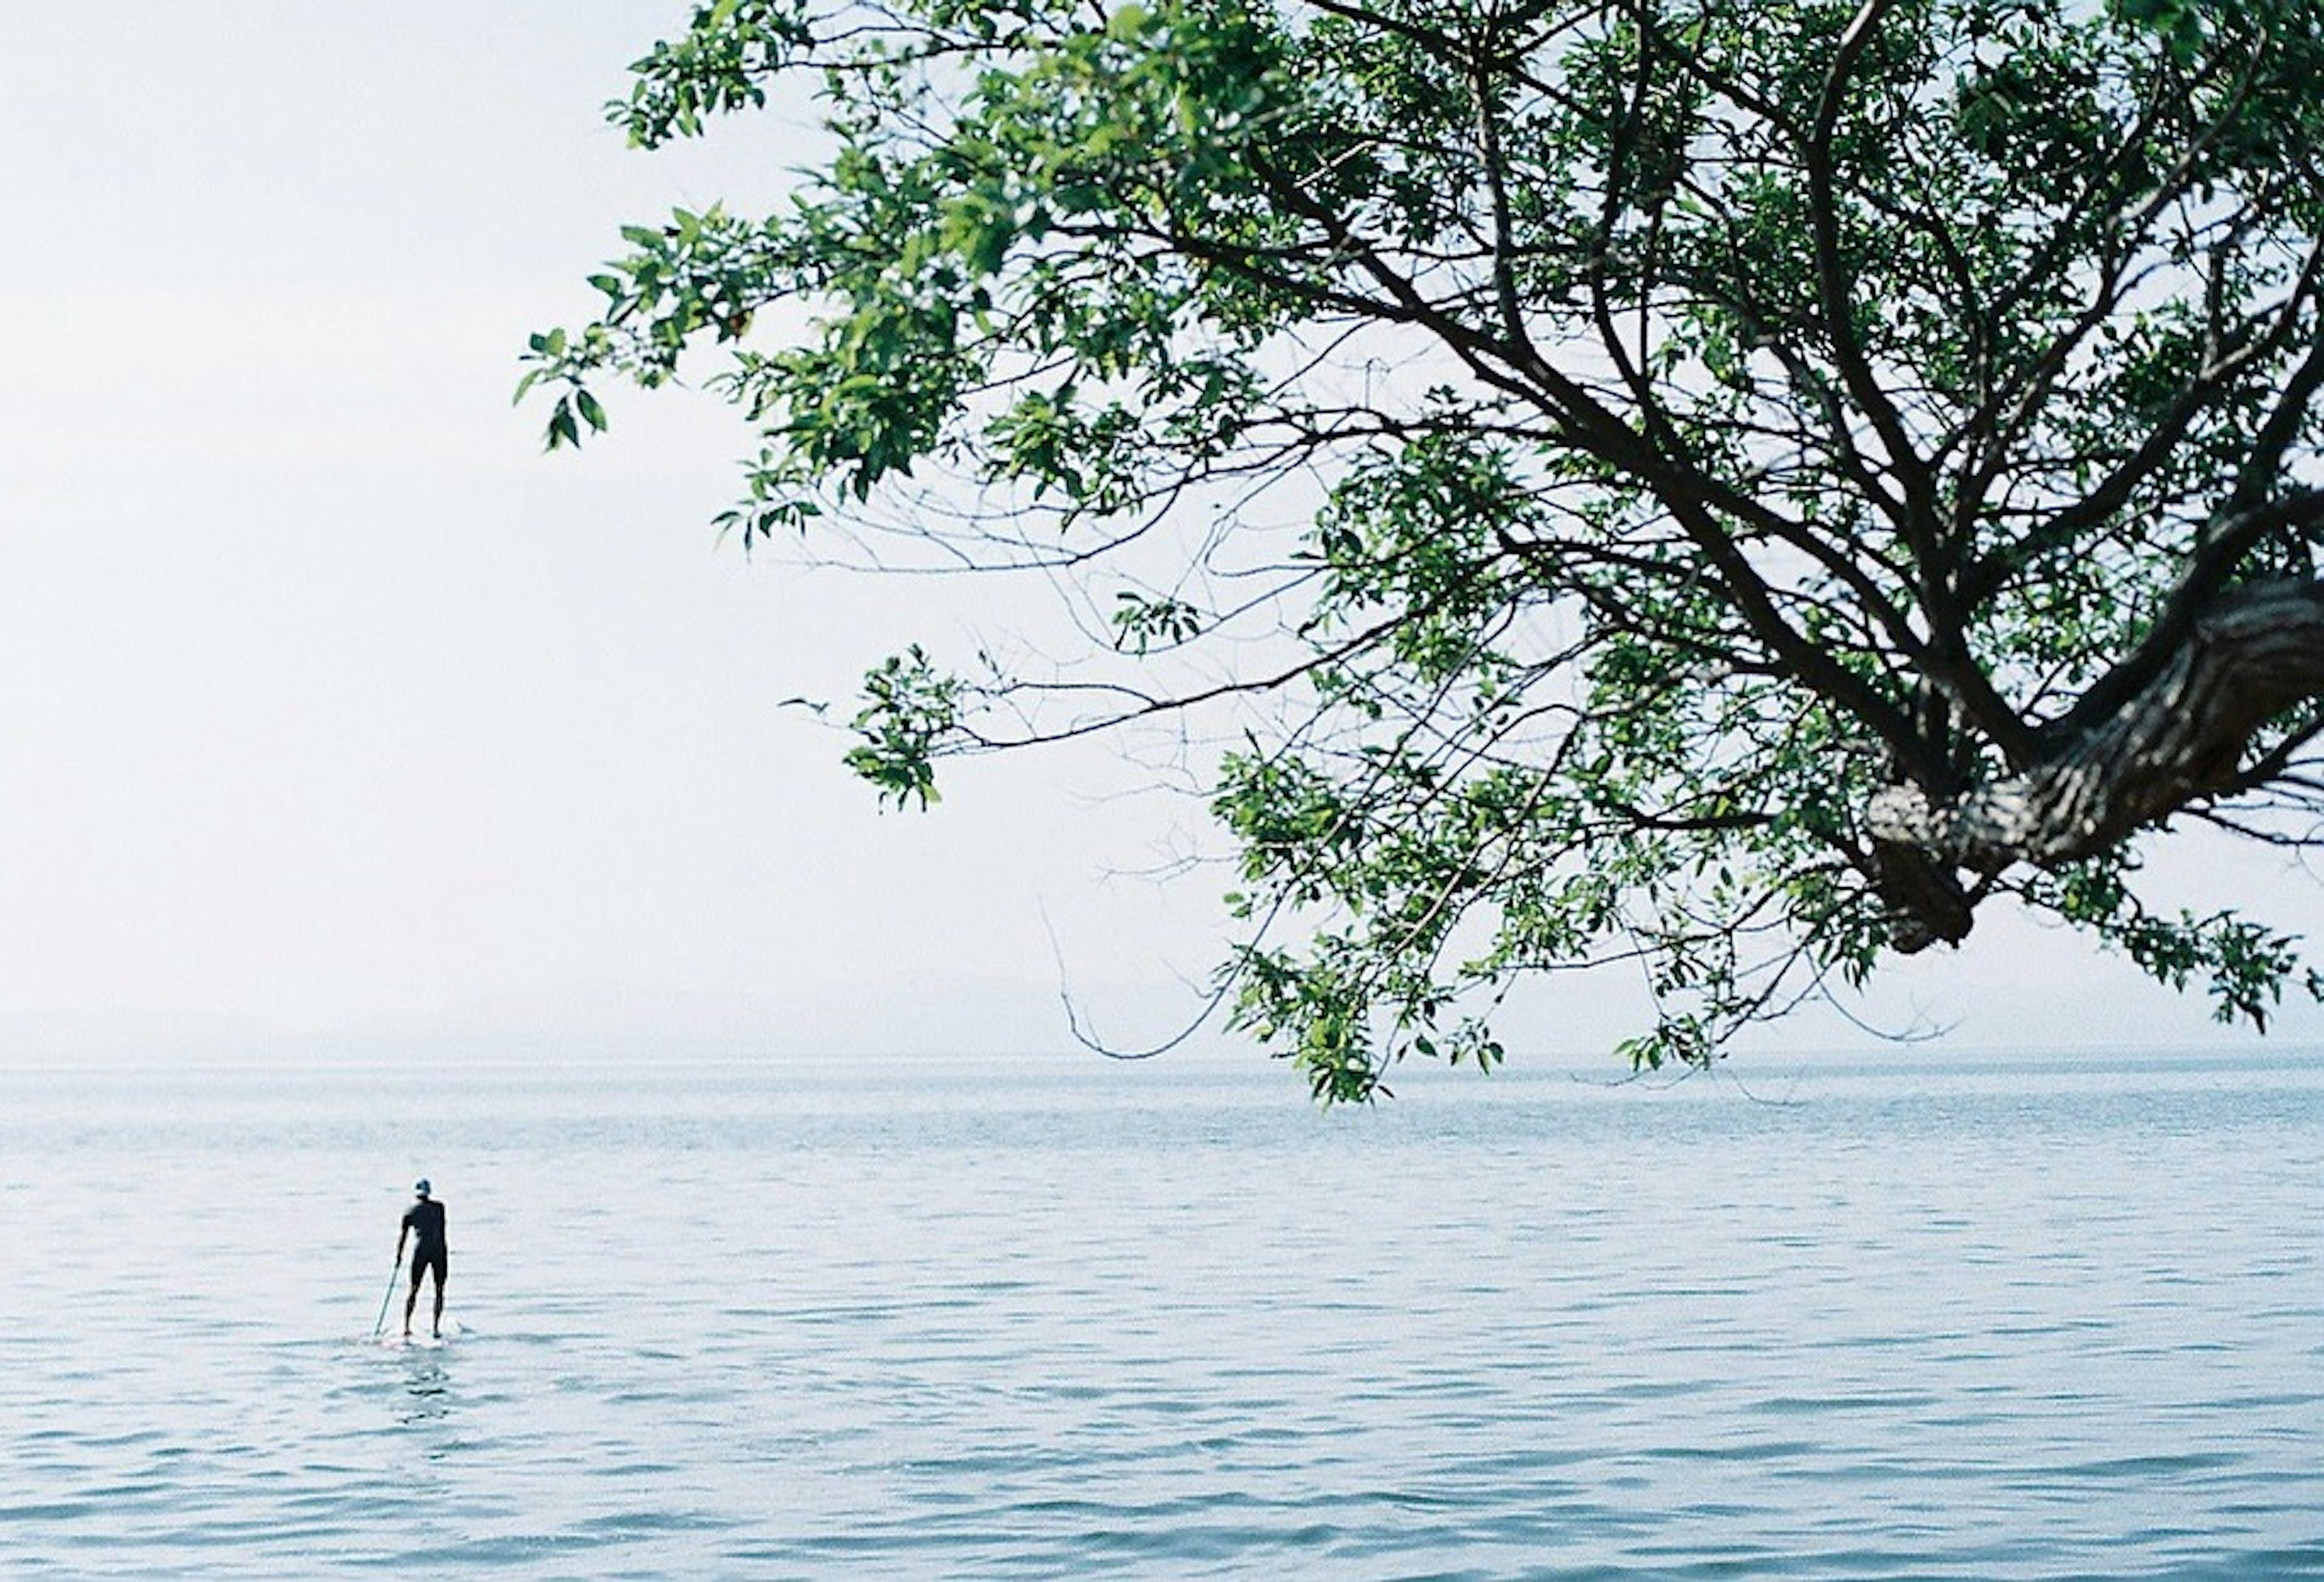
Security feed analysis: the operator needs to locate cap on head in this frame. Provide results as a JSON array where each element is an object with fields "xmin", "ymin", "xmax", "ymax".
[{"xmin": 414, "ymin": 1178, "xmax": 432, "ymax": 1199}]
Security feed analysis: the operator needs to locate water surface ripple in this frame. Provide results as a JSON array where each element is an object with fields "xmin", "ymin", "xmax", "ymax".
[{"xmin": 1, "ymin": 1050, "xmax": 2320, "ymax": 1577}]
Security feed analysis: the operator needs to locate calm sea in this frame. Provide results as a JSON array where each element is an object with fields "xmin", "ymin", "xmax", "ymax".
[{"xmin": 1, "ymin": 1049, "xmax": 2319, "ymax": 1578}]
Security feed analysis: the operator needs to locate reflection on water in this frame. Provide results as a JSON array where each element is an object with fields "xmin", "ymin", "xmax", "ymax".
[{"xmin": 398, "ymin": 1356, "xmax": 451, "ymax": 1426}]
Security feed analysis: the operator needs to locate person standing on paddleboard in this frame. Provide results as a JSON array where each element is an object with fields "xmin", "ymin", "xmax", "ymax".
[{"xmin": 396, "ymin": 1178, "xmax": 448, "ymax": 1339}]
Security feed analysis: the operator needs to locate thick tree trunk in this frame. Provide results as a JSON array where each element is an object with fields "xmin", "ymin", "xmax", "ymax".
[{"xmin": 1868, "ymin": 577, "xmax": 2324, "ymax": 953}]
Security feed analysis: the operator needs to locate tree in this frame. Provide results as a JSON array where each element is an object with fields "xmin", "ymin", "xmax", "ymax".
[{"xmin": 525, "ymin": 0, "xmax": 2324, "ymax": 1099}]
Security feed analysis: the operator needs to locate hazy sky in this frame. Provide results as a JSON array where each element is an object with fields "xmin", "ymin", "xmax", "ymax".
[{"xmin": 3, "ymin": 4, "xmax": 2320, "ymax": 1065}]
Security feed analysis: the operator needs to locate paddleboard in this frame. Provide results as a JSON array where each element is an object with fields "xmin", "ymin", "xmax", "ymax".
[{"xmin": 375, "ymin": 1319, "xmax": 466, "ymax": 1350}]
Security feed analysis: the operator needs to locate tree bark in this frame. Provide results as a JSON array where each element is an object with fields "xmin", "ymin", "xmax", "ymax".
[{"xmin": 1868, "ymin": 577, "xmax": 2324, "ymax": 952}]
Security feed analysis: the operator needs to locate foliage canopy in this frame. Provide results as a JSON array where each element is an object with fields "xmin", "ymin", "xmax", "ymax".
[{"xmin": 530, "ymin": 0, "xmax": 2324, "ymax": 1098}]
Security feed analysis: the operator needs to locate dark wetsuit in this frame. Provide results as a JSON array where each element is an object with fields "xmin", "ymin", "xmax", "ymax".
[{"xmin": 402, "ymin": 1198, "xmax": 448, "ymax": 1287}]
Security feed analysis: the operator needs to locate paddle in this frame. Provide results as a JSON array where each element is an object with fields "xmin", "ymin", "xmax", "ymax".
[{"xmin": 370, "ymin": 1253, "xmax": 402, "ymax": 1338}]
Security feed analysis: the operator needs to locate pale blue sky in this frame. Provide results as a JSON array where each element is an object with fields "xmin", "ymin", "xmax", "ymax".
[{"xmin": 1, "ymin": 4, "xmax": 2318, "ymax": 1065}]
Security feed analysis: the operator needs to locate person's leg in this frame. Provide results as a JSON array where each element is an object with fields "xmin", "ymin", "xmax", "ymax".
[
  {"xmin": 403, "ymin": 1262, "xmax": 421, "ymax": 1335},
  {"xmin": 430, "ymin": 1256, "xmax": 447, "ymax": 1337}
]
